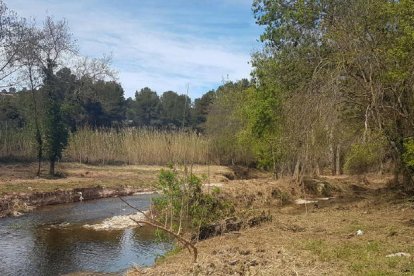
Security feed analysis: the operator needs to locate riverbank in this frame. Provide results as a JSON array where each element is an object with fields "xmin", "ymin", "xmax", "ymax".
[
  {"xmin": 129, "ymin": 174, "xmax": 414, "ymax": 275},
  {"xmin": 0, "ymin": 162, "xmax": 234, "ymax": 217}
]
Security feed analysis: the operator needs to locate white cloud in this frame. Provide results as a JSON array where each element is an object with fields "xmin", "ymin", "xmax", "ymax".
[{"xmin": 7, "ymin": 0, "xmax": 260, "ymax": 98}]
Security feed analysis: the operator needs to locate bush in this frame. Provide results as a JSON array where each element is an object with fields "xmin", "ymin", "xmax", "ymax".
[
  {"xmin": 403, "ymin": 138, "xmax": 414, "ymax": 172},
  {"xmin": 153, "ymin": 168, "xmax": 232, "ymax": 230},
  {"xmin": 344, "ymin": 140, "xmax": 386, "ymax": 174}
]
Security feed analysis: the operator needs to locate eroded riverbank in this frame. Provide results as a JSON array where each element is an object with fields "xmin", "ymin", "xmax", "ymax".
[
  {"xmin": 0, "ymin": 162, "xmax": 234, "ymax": 217},
  {"xmin": 0, "ymin": 186, "xmax": 152, "ymax": 217}
]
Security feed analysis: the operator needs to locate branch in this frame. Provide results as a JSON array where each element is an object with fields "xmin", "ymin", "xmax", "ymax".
[
  {"xmin": 120, "ymin": 196, "xmax": 198, "ymax": 262},
  {"xmin": 119, "ymin": 196, "xmax": 158, "ymax": 224},
  {"xmin": 130, "ymin": 218, "xmax": 198, "ymax": 263}
]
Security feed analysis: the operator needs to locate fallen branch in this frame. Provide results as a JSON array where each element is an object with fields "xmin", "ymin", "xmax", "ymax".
[
  {"xmin": 130, "ymin": 218, "xmax": 198, "ymax": 263},
  {"xmin": 119, "ymin": 196, "xmax": 159, "ymax": 224},
  {"xmin": 120, "ymin": 197, "xmax": 198, "ymax": 262}
]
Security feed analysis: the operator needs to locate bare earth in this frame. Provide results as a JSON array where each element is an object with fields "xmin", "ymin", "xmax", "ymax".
[
  {"xmin": 0, "ymin": 162, "xmax": 232, "ymax": 195},
  {"xmin": 1, "ymin": 163, "xmax": 413, "ymax": 275},
  {"xmin": 129, "ymin": 174, "xmax": 414, "ymax": 276}
]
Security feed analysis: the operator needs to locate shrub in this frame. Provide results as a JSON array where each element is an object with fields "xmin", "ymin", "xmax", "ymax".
[
  {"xmin": 344, "ymin": 140, "xmax": 386, "ymax": 174},
  {"xmin": 403, "ymin": 138, "xmax": 414, "ymax": 172},
  {"xmin": 153, "ymin": 168, "xmax": 232, "ymax": 231}
]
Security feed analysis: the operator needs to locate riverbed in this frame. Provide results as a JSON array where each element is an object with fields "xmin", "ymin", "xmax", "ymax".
[{"xmin": 0, "ymin": 194, "xmax": 172, "ymax": 276}]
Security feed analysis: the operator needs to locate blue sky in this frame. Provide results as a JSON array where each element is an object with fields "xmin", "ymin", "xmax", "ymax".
[{"xmin": 8, "ymin": 0, "xmax": 262, "ymax": 99}]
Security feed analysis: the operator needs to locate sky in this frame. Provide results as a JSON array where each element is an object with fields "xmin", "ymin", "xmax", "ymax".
[{"xmin": 7, "ymin": 0, "xmax": 263, "ymax": 99}]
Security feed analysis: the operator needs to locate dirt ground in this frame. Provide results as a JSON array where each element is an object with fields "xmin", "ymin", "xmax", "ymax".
[
  {"xmin": 129, "ymin": 173, "xmax": 414, "ymax": 276},
  {"xmin": 0, "ymin": 162, "xmax": 233, "ymax": 195}
]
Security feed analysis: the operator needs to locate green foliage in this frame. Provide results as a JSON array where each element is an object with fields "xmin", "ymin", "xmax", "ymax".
[
  {"xmin": 42, "ymin": 60, "xmax": 70, "ymax": 174},
  {"xmin": 344, "ymin": 139, "xmax": 386, "ymax": 175},
  {"xmin": 127, "ymin": 87, "xmax": 161, "ymax": 127},
  {"xmin": 153, "ymin": 168, "xmax": 232, "ymax": 230},
  {"xmin": 403, "ymin": 138, "xmax": 414, "ymax": 172},
  {"xmin": 206, "ymin": 80, "xmax": 255, "ymax": 165},
  {"xmin": 160, "ymin": 91, "xmax": 192, "ymax": 128},
  {"xmin": 43, "ymin": 96, "xmax": 68, "ymax": 163}
]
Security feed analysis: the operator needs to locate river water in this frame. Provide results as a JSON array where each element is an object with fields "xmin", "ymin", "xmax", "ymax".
[{"xmin": 0, "ymin": 194, "xmax": 172, "ymax": 276}]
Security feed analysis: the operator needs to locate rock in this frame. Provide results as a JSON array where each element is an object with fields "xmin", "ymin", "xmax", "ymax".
[
  {"xmin": 295, "ymin": 199, "xmax": 318, "ymax": 205},
  {"xmin": 228, "ymin": 259, "xmax": 239, "ymax": 266},
  {"xmin": 247, "ymin": 212, "xmax": 272, "ymax": 227},
  {"xmin": 386, "ymin": 252, "xmax": 411, "ymax": 258},
  {"xmin": 10, "ymin": 210, "xmax": 23, "ymax": 217},
  {"xmin": 83, "ymin": 211, "xmax": 147, "ymax": 230},
  {"xmin": 239, "ymin": 249, "xmax": 251, "ymax": 255},
  {"xmin": 248, "ymin": 259, "xmax": 258, "ymax": 266},
  {"xmin": 303, "ymin": 177, "xmax": 335, "ymax": 196}
]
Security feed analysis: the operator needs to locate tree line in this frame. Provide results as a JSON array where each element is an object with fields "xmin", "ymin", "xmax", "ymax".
[
  {"xmin": 205, "ymin": 0, "xmax": 414, "ymax": 188},
  {"xmin": 1, "ymin": 82, "xmax": 214, "ymax": 131},
  {"xmin": 1, "ymin": 0, "xmax": 414, "ymax": 188}
]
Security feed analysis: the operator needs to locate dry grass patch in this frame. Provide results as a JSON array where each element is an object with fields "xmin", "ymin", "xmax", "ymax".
[
  {"xmin": 0, "ymin": 162, "xmax": 233, "ymax": 195},
  {"xmin": 129, "ymin": 174, "xmax": 414, "ymax": 276}
]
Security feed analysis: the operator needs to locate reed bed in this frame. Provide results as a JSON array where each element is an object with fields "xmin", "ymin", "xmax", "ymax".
[
  {"xmin": 64, "ymin": 127, "xmax": 210, "ymax": 165},
  {"xmin": 0, "ymin": 125, "xmax": 36, "ymax": 161},
  {"xmin": 0, "ymin": 126, "xmax": 211, "ymax": 165}
]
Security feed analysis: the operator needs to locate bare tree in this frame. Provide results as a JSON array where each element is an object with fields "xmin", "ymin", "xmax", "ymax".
[{"xmin": 0, "ymin": 0, "xmax": 26, "ymax": 86}]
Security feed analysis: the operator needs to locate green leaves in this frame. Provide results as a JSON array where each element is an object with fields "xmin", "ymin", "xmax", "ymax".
[
  {"xmin": 403, "ymin": 139, "xmax": 414, "ymax": 172},
  {"xmin": 154, "ymin": 168, "xmax": 231, "ymax": 229}
]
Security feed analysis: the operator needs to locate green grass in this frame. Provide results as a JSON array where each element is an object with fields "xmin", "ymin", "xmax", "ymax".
[
  {"xmin": 155, "ymin": 244, "xmax": 181, "ymax": 265},
  {"xmin": 303, "ymin": 239, "xmax": 414, "ymax": 275}
]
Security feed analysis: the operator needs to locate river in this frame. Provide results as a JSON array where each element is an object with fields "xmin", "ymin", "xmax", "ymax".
[{"xmin": 0, "ymin": 194, "xmax": 172, "ymax": 276}]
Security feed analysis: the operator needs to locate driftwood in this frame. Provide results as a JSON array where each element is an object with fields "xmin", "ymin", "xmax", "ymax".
[{"xmin": 119, "ymin": 197, "xmax": 198, "ymax": 262}]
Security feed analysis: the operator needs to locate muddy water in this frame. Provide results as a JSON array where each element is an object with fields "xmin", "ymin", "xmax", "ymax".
[{"xmin": 0, "ymin": 194, "xmax": 172, "ymax": 276}]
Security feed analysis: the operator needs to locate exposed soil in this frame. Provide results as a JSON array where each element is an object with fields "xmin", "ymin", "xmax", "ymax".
[{"xmin": 129, "ymin": 173, "xmax": 414, "ymax": 276}]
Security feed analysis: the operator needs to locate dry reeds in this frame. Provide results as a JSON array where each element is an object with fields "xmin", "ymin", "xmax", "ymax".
[
  {"xmin": 0, "ymin": 126, "xmax": 211, "ymax": 165},
  {"xmin": 64, "ymin": 127, "xmax": 210, "ymax": 165},
  {"xmin": 0, "ymin": 125, "xmax": 36, "ymax": 160}
]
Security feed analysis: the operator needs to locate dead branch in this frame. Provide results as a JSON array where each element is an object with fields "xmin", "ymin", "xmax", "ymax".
[
  {"xmin": 119, "ymin": 196, "xmax": 158, "ymax": 224},
  {"xmin": 130, "ymin": 218, "xmax": 198, "ymax": 263},
  {"xmin": 120, "ymin": 196, "xmax": 198, "ymax": 262}
]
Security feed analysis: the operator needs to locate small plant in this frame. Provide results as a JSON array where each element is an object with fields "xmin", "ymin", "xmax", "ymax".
[
  {"xmin": 344, "ymin": 139, "xmax": 386, "ymax": 174},
  {"xmin": 153, "ymin": 168, "xmax": 232, "ymax": 232}
]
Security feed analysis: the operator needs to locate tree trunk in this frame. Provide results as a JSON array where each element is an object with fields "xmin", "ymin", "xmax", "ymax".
[
  {"xmin": 402, "ymin": 168, "xmax": 413, "ymax": 188},
  {"xmin": 335, "ymin": 144, "xmax": 341, "ymax": 175},
  {"xmin": 293, "ymin": 159, "xmax": 301, "ymax": 183},
  {"xmin": 330, "ymin": 142, "xmax": 336, "ymax": 175},
  {"xmin": 36, "ymin": 129, "xmax": 42, "ymax": 176},
  {"xmin": 49, "ymin": 159, "xmax": 55, "ymax": 176}
]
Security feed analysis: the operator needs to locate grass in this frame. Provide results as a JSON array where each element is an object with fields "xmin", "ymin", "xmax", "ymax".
[
  {"xmin": 0, "ymin": 126, "xmax": 36, "ymax": 161},
  {"xmin": 0, "ymin": 127, "xmax": 211, "ymax": 165},
  {"xmin": 303, "ymin": 239, "xmax": 414, "ymax": 275},
  {"xmin": 0, "ymin": 162, "xmax": 233, "ymax": 195},
  {"xmin": 127, "ymin": 174, "xmax": 414, "ymax": 275},
  {"xmin": 154, "ymin": 245, "xmax": 182, "ymax": 265},
  {"xmin": 0, "ymin": 163, "xmax": 160, "ymax": 194}
]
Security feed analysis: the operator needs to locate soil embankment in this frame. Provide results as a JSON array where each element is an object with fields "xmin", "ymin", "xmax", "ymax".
[
  {"xmin": 0, "ymin": 162, "xmax": 234, "ymax": 217},
  {"xmin": 0, "ymin": 186, "xmax": 148, "ymax": 217}
]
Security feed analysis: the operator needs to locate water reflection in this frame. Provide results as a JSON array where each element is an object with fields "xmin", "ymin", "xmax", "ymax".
[{"xmin": 0, "ymin": 195, "xmax": 172, "ymax": 276}]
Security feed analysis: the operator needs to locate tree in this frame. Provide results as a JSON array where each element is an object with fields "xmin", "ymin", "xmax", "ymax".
[
  {"xmin": 192, "ymin": 90, "xmax": 215, "ymax": 131},
  {"xmin": 160, "ymin": 91, "xmax": 191, "ymax": 128},
  {"xmin": 250, "ymin": 0, "xmax": 414, "ymax": 186},
  {"xmin": 327, "ymin": 0, "xmax": 414, "ymax": 185},
  {"xmin": 36, "ymin": 17, "xmax": 77, "ymax": 175},
  {"xmin": 0, "ymin": 1, "xmax": 26, "ymax": 84},
  {"xmin": 128, "ymin": 87, "xmax": 161, "ymax": 127},
  {"xmin": 206, "ymin": 80, "xmax": 254, "ymax": 165}
]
